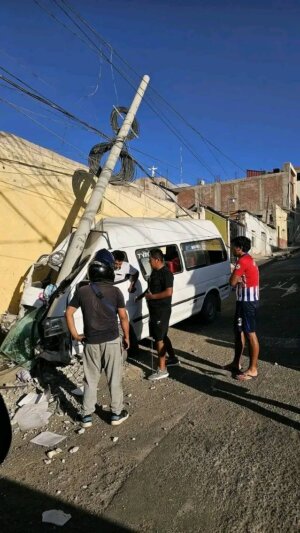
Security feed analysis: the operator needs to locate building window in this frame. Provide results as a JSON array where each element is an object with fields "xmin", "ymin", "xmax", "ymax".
[{"xmin": 251, "ymin": 231, "xmax": 256, "ymax": 247}]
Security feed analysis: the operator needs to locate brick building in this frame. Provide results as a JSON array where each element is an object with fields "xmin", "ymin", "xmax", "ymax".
[{"xmin": 176, "ymin": 163, "xmax": 298, "ymax": 245}]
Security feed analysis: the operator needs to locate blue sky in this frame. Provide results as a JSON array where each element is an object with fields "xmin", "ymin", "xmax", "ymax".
[{"xmin": 1, "ymin": 0, "xmax": 300, "ymax": 185}]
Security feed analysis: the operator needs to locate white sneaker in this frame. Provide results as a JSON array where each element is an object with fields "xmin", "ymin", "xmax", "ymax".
[{"xmin": 148, "ymin": 369, "xmax": 169, "ymax": 381}]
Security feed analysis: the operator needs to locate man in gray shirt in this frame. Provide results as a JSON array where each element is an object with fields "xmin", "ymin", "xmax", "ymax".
[{"xmin": 66, "ymin": 249, "xmax": 130, "ymax": 428}]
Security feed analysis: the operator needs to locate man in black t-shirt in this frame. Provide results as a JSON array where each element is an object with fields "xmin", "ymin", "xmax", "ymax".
[
  {"xmin": 142, "ymin": 248, "xmax": 178, "ymax": 381},
  {"xmin": 66, "ymin": 250, "xmax": 130, "ymax": 428}
]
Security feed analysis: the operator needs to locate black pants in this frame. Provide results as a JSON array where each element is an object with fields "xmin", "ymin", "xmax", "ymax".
[{"xmin": 149, "ymin": 307, "xmax": 171, "ymax": 342}]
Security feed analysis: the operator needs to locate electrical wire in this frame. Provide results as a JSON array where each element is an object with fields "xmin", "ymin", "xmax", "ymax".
[
  {"xmin": 0, "ymin": 69, "xmax": 111, "ymax": 141},
  {"xmin": 39, "ymin": 0, "xmax": 219, "ymax": 179},
  {"xmin": 57, "ymin": 0, "xmax": 246, "ymax": 175}
]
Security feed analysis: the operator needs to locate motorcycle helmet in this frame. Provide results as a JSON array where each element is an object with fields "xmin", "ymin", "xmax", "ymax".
[{"xmin": 88, "ymin": 249, "xmax": 115, "ymax": 282}]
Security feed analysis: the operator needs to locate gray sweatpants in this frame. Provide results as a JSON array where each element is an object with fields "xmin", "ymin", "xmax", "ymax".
[{"xmin": 82, "ymin": 338, "xmax": 123, "ymax": 416}]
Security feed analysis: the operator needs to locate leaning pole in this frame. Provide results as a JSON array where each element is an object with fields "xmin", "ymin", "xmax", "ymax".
[{"xmin": 56, "ymin": 74, "xmax": 150, "ymax": 283}]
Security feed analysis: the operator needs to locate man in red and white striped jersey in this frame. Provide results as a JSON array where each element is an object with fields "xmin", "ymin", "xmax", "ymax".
[{"xmin": 225, "ymin": 236, "xmax": 260, "ymax": 381}]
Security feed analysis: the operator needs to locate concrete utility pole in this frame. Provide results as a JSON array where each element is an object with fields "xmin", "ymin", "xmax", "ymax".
[{"xmin": 57, "ymin": 74, "xmax": 150, "ymax": 283}]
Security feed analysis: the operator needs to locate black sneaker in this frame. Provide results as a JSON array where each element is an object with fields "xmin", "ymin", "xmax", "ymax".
[
  {"xmin": 111, "ymin": 409, "xmax": 129, "ymax": 426},
  {"xmin": 167, "ymin": 356, "xmax": 180, "ymax": 367},
  {"xmin": 80, "ymin": 414, "xmax": 92, "ymax": 428}
]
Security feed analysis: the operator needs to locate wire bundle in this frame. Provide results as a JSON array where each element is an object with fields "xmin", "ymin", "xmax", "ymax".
[{"xmin": 88, "ymin": 142, "xmax": 135, "ymax": 183}]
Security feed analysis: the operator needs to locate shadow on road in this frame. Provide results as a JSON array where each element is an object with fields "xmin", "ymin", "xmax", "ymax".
[
  {"xmin": 0, "ymin": 478, "xmax": 133, "ymax": 533},
  {"xmin": 131, "ymin": 348, "xmax": 300, "ymax": 432}
]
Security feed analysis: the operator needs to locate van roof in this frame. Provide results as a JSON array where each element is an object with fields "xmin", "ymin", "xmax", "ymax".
[{"xmin": 95, "ymin": 217, "xmax": 221, "ymax": 248}]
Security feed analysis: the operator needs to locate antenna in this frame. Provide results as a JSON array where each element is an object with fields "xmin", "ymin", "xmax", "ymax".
[{"xmin": 180, "ymin": 146, "xmax": 183, "ymax": 184}]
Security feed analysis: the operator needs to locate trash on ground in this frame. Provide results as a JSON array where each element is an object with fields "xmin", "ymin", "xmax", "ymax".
[
  {"xmin": 42, "ymin": 509, "xmax": 71, "ymax": 526},
  {"xmin": 30, "ymin": 431, "xmax": 66, "ymax": 447},
  {"xmin": 0, "ymin": 307, "xmax": 45, "ymax": 368},
  {"xmin": 111, "ymin": 436, "xmax": 119, "ymax": 443},
  {"xmin": 69, "ymin": 446, "xmax": 79, "ymax": 454}
]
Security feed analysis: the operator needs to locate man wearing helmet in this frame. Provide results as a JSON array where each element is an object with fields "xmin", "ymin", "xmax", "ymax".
[{"xmin": 66, "ymin": 249, "xmax": 130, "ymax": 428}]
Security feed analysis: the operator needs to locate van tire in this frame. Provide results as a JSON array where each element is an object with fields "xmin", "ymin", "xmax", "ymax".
[{"xmin": 200, "ymin": 293, "xmax": 219, "ymax": 324}]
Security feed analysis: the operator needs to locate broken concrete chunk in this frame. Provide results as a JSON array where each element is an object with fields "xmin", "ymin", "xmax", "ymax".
[
  {"xmin": 69, "ymin": 446, "xmax": 79, "ymax": 454},
  {"xmin": 111, "ymin": 436, "xmax": 119, "ymax": 443},
  {"xmin": 46, "ymin": 448, "xmax": 62, "ymax": 459}
]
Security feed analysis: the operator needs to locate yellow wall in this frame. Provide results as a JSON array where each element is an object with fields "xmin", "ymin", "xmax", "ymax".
[
  {"xmin": 204, "ymin": 209, "xmax": 229, "ymax": 246},
  {"xmin": 0, "ymin": 132, "xmax": 178, "ymax": 315},
  {"xmin": 274, "ymin": 204, "xmax": 288, "ymax": 248}
]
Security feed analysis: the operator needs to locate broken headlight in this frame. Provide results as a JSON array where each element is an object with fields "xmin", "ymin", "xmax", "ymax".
[{"xmin": 43, "ymin": 317, "xmax": 67, "ymax": 338}]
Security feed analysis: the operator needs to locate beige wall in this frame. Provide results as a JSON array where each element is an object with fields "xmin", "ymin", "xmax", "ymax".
[
  {"xmin": 273, "ymin": 204, "xmax": 288, "ymax": 248},
  {"xmin": 0, "ymin": 132, "xmax": 178, "ymax": 315}
]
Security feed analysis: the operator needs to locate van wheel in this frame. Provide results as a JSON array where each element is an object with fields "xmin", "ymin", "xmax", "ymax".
[{"xmin": 200, "ymin": 293, "xmax": 219, "ymax": 324}]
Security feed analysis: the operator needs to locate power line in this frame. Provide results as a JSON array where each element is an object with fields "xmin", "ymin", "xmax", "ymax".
[
  {"xmin": 0, "ymin": 69, "xmax": 112, "ymax": 140},
  {"xmin": 57, "ymin": 0, "xmax": 245, "ymax": 175},
  {"xmin": 39, "ymin": 0, "xmax": 218, "ymax": 179}
]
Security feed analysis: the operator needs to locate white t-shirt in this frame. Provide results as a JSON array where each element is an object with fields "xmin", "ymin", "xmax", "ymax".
[{"xmin": 114, "ymin": 261, "xmax": 138, "ymax": 283}]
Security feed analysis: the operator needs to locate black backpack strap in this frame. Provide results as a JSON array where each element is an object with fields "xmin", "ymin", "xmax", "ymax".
[
  {"xmin": 90, "ymin": 283, "xmax": 116, "ymax": 314},
  {"xmin": 90, "ymin": 283, "xmax": 104, "ymax": 299}
]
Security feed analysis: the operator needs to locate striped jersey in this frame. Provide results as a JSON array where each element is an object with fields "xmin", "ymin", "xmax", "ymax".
[{"xmin": 234, "ymin": 253, "xmax": 259, "ymax": 302}]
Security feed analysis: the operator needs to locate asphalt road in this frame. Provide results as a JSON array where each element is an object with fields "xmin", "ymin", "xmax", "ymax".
[
  {"xmin": 1, "ymin": 254, "xmax": 299, "ymax": 532},
  {"xmin": 102, "ymin": 253, "xmax": 300, "ymax": 532}
]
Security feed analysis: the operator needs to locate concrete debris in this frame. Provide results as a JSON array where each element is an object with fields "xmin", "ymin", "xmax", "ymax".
[
  {"xmin": 13, "ymin": 402, "xmax": 52, "ymax": 431},
  {"xmin": 69, "ymin": 446, "xmax": 79, "ymax": 454},
  {"xmin": 111, "ymin": 436, "xmax": 119, "ymax": 443},
  {"xmin": 56, "ymin": 490, "xmax": 62, "ymax": 495},
  {"xmin": 44, "ymin": 459, "xmax": 52, "ymax": 465},
  {"xmin": 81, "ymin": 485, "xmax": 88, "ymax": 489},
  {"xmin": 16, "ymin": 369, "xmax": 32, "ymax": 383},
  {"xmin": 150, "ymin": 386, "xmax": 156, "ymax": 390},
  {"xmin": 46, "ymin": 448, "xmax": 62, "ymax": 459},
  {"xmin": 77, "ymin": 428, "xmax": 85, "ymax": 435},
  {"xmin": 18, "ymin": 390, "xmax": 49, "ymax": 407},
  {"xmin": 42, "ymin": 509, "xmax": 71, "ymax": 526}
]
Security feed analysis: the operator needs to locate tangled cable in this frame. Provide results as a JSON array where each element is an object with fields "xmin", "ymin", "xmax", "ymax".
[
  {"xmin": 88, "ymin": 107, "xmax": 138, "ymax": 183},
  {"xmin": 88, "ymin": 142, "xmax": 135, "ymax": 183},
  {"xmin": 110, "ymin": 106, "xmax": 139, "ymax": 140}
]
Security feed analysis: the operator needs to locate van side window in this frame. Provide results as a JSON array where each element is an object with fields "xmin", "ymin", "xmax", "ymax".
[
  {"xmin": 136, "ymin": 245, "xmax": 183, "ymax": 279},
  {"xmin": 164, "ymin": 245, "xmax": 182, "ymax": 274},
  {"xmin": 136, "ymin": 249, "xmax": 151, "ymax": 279},
  {"xmin": 203, "ymin": 239, "xmax": 227, "ymax": 264},
  {"xmin": 181, "ymin": 239, "xmax": 227, "ymax": 270}
]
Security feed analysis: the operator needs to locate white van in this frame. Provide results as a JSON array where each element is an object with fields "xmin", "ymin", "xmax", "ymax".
[{"xmin": 39, "ymin": 217, "xmax": 230, "ymax": 359}]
